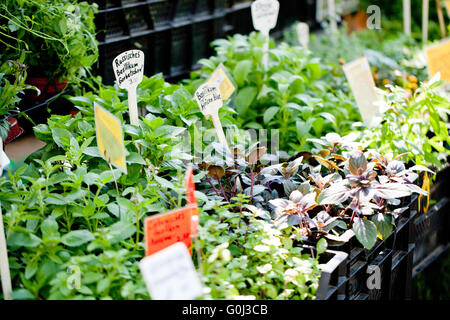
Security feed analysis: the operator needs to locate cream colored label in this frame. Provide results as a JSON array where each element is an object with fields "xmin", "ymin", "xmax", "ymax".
[
  {"xmin": 343, "ymin": 56, "xmax": 379, "ymax": 125},
  {"xmin": 426, "ymin": 38, "xmax": 450, "ymax": 85},
  {"xmin": 208, "ymin": 66, "xmax": 235, "ymax": 100}
]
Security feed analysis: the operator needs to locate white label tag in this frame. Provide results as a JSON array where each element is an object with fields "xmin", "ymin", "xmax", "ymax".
[
  {"xmin": 296, "ymin": 22, "xmax": 310, "ymax": 48},
  {"xmin": 0, "ymin": 139, "xmax": 10, "ymax": 173},
  {"xmin": 139, "ymin": 242, "xmax": 203, "ymax": 300},
  {"xmin": 343, "ymin": 56, "xmax": 379, "ymax": 126},
  {"xmin": 112, "ymin": 50, "xmax": 144, "ymax": 89},
  {"xmin": 194, "ymin": 83, "xmax": 223, "ymax": 117},
  {"xmin": 251, "ymin": 0, "xmax": 280, "ymax": 33}
]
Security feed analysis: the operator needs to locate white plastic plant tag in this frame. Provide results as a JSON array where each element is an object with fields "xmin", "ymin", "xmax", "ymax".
[
  {"xmin": 296, "ymin": 22, "xmax": 310, "ymax": 48},
  {"xmin": 251, "ymin": 0, "xmax": 280, "ymax": 33},
  {"xmin": 112, "ymin": 50, "xmax": 144, "ymax": 126},
  {"xmin": 139, "ymin": 242, "xmax": 203, "ymax": 300},
  {"xmin": 194, "ymin": 83, "xmax": 230, "ymax": 152},
  {"xmin": 343, "ymin": 56, "xmax": 380, "ymax": 126},
  {"xmin": 251, "ymin": 0, "xmax": 279, "ymax": 69},
  {"xmin": 403, "ymin": 0, "xmax": 411, "ymax": 35},
  {"xmin": 422, "ymin": 0, "xmax": 429, "ymax": 44},
  {"xmin": 0, "ymin": 139, "xmax": 12, "ymax": 300}
]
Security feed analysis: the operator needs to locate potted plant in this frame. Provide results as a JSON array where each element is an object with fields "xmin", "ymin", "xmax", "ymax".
[
  {"xmin": 0, "ymin": 0, "xmax": 98, "ymax": 106},
  {"xmin": 0, "ymin": 54, "xmax": 37, "ymax": 144}
]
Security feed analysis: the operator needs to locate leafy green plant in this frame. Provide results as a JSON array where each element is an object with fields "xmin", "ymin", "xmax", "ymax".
[
  {"xmin": 0, "ymin": 53, "xmax": 37, "ymax": 140},
  {"xmin": 197, "ymin": 197, "xmax": 321, "ymax": 300},
  {"xmin": 0, "ymin": 0, "xmax": 98, "ymax": 85},
  {"xmin": 361, "ymin": 76, "xmax": 450, "ymax": 170},
  {"xmin": 185, "ymin": 32, "xmax": 361, "ymax": 153}
]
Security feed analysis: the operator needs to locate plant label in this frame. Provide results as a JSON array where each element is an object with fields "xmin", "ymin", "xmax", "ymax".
[
  {"xmin": 0, "ymin": 149, "xmax": 9, "ymax": 174},
  {"xmin": 403, "ymin": 0, "xmax": 411, "ymax": 35},
  {"xmin": 0, "ymin": 139, "xmax": 12, "ymax": 300},
  {"xmin": 296, "ymin": 22, "xmax": 310, "ymax": 48},
  {"xmin": 425, "ymin": 38, "xmax": 450, "ymax": 85},
  {"xmin": 194, "ymin": 83, "xmax": 230, "ymax": 151},
  {"xmin": 251, "ymin": 0, "xmax": 279, "ymax": 33},
  {"xmin": 112, "ymin": 50, "xmax": 144, "ymax": 126},
  {"xmin": 144, "ymin": 205, "xmax": 199, "ymax": 256},
  {"xmin": 207, "ymin": 64, "xmax": 236, "ymax": 101},
  {"xmin": 446, "ymin": 0, "xmax": 450, "ymax": 16},
  {"xmin": 184, "ymin": 165, "xmax": 198, "ymax": 209},
  {"xmin": 139, "ymin": 242, "xmax": 203, "ymax": 300},
  {"xmin": 251, "ymin": 0, "xmax": 279, "ymax": 69},
  {"xmin": 94, "ymin": 103, "xmax": 127, "ymax": 174},
  {"xmin": 423, "ymin": 0, "xmax": 429, "ymax": 43},
  {"xmin": 343, "ymin": 56, "xmax": 380, "ymax": 126}
]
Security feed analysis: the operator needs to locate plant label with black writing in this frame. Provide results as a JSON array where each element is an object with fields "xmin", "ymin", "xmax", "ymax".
[
  {"xmin": 94, "ymin": 103, "xmax": 127, "ymax": 174},
  {"xmin": 251, "ymin": 0, "xmax": 280, "ymax": 33},
  {"xmin": 252, "ymin": 0, "xmax": 279, "ymax": 69},
  {"xmin": 296, "ymin": 22, "xmax": 310, "ymax": 48},
  {"xmin": 425, "ymin": 38, "xmax": 450, "ymax": 85},
  {"xmin": 112, "ymin": 50, "xmax": 144, "ymax": 126},
  {"xmin": 207, "ymin": 64, "xmax": 236, "ymax": 101},
  {"xmin": 194, "ymin": 83, "xmax": 230, "ymax": 151},
  {"xmin": 343, "ymin": 56, "xmax": 380, "ymax": 126},
  {"xmin": 139, "ymin": 242, "xmax": 203, "ymax": 300}
]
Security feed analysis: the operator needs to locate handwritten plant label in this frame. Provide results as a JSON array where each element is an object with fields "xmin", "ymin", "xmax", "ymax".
[
  {"xmin": 139, "ymin": 242, "xmax": 203, "ymax": 300},
  {"xmin": 343, "ymin": 56, "xmax": 380, "ymax": 126},
  {"xmin": 94, "ymin": 103, "xmax": 127, "ymax": 174},
  {"xmin": 252, "ymin": 0, "xmax": 279, "ymax": 69},
  {"xmin": 296, "ymin": 22, "xmax": 310, "ymax": 48},
  {"xmin": 207, "ymin": 64, "xmax": 236, "ymax": 101},
  {"xmin": 425, "ymin": 38, "xmax": 450, "ymax": 85},
  {"xmin": 251, "ymin": 0, "xmax": 280, "ymax": 33},
  {"xmin": 144, "ymin": 205, "xmax": 199, "ymax": 256},
  {"xmin": 112, "ymin": 50, "xmax": 144, "ymax": 126},
  {"xmin": 194, "ymin": 83, "xmax": 230, "ymax": 152}
]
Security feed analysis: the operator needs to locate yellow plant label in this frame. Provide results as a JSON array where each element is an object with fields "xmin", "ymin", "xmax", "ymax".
[
  {"xmin": 426, "ymin": 38, "xmax": 450, "ymax": 85},
  {"xmin": 343, "ymin": 56, "xmax": 379, "ymax": 126},
  {"xmin": 208, "ymin": 65, "xmax": 236, "ymax": 100},
  {"xmin": 94, "ymin": 103, "xmax": 127, "ymax": 174}
]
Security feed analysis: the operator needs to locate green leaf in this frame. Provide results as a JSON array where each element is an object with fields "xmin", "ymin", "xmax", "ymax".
[
  {"xmin": 61, "ymin": 230, "xmax": 95, "ymax": 247},
  {"xmin": 316, "ymin": 238, "xmax": 328, "ymax": 255},
  {"xmin": 51, "ymin": 128, "xmax": 73, "ymax": 148},
  {"xmin": 352, "ymin": 218, "xmax": 378, "ymax": 249},
  {"xmin": 371, "ymin": 213, "xmax": 393, "ymax": 240},
  {"xmin": 263, "ymin": 106, "xmax": 279, "ymax": 124},
  {"xmin": 10, "ymin": 289, "xmax": 36, "ymax": 300},
  {"xmin": 233, "ymin": 60, "xmax": 252, "ymax": 86},
  {"xmin": 235, "ymin": 87, "xmax": 257, "ymax": 114},
  {"xmin": 7, "ymin": 231, "xmax": 42, "ymax": 248}
]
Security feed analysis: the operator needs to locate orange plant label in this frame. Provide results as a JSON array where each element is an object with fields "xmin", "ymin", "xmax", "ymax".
[
  {"xmin": 144, "ymin": 205, "xmax": 198, "ymax": 256},
  {"xmin": 426, "ymin": 39, "xmax": 450, "ymax": 85}
]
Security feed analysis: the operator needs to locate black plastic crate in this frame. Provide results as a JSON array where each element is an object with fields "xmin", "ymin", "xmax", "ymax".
[
  {"xmin": 173, "ymin": 0, "xmax": 196, "ymax": 22},
  {"xmin": 151, "ymin": 30, "xmax": 172, "ymax": 75},
  {"xmin": 390, "ymin": 244, "xmax": 415, "ymax": 300},
  {"xmin": 149, "ymin": 0, "xmax": 173, "ymax": 28},
  {"xmin": 413, "ymin": 197, "xmax": 450, "ymax": 270},
  {"xmin": 315, "ymin": 249, "xmax": 348, "ymax": 300},
  {"xmin": 170, "ymin": 26, "xmax": 193, "ymax": 75},
  {"xmin": 367, "ymin": 249, "xmax": 393, "ymax": 300}
]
